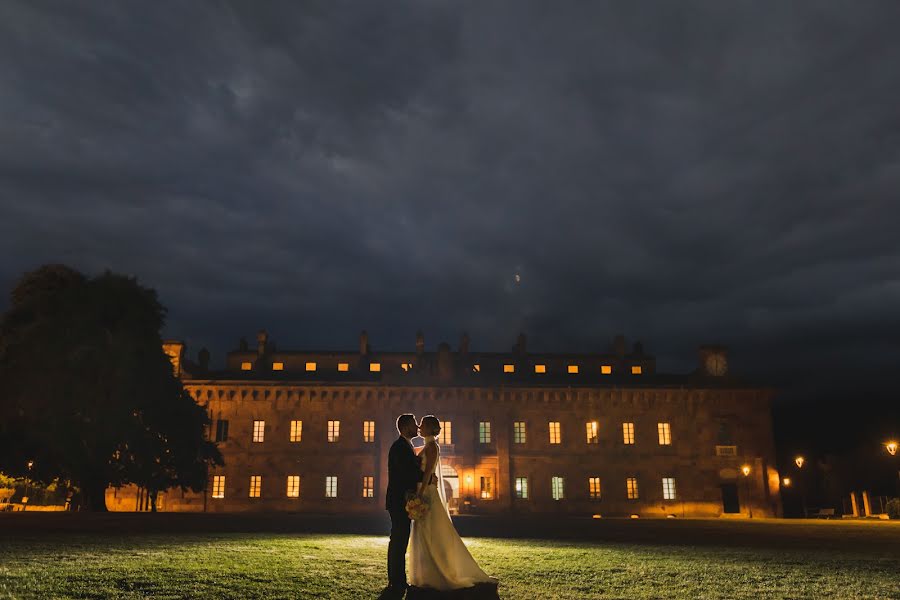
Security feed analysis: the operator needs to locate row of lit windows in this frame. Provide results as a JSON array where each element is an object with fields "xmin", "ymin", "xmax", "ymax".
[
  {"xmin": 211, "ymin": 475, "xmax": 375, "ymax": 499},
  {"xmin": 489, "ymin": 420, "xmax": 671, "ymax": 446},
  {"xmin": 218, "ymin": 418, "xmax": 672, "ymax": 447},
  {"xmin": 240, "ymin": 361, "xmax": 643, "ymax": 375},
  {"xmin": 210, "ymin": 474, "xmax": 676, "ymax": 501},
  {"xmin": 229, "ymin": 419, "xmax": 377, "ymax": 444},
  {"xmin": 514, "ymin": 476, "xmax": 675, "ymax": 501}
]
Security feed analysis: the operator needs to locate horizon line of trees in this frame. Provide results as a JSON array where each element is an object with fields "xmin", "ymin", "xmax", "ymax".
[{"xmin": 0, "ymin": 264, "xmax": 222, "ymax": 511}]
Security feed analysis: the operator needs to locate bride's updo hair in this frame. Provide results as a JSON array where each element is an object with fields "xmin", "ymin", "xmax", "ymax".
[{"xmin": 420, "ymin": 415, "xmax": 441, "ymax": 437}]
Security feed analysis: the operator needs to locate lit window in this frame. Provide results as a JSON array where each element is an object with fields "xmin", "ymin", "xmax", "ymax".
[
  {"xmin": 249, "ymin": 475, "xmax": 261, "ymax": 498},
  {"xmin": 658, "ymin": 422, "xmax": 672, "ymax": 446},
  {"xmin": 305, "ymin": 362, "xmax": 317, "ymax": 372},
  {"xmin": 241, "ymin": 362, "xmax": 252, "ymax": 371},
  {"xmin": 212, "ymin": 475, "xmax": 225, "ymax": 499},
  {"xmin": 290, "ymin": 420, "xmax": 302, "ymax": 443},
  {"xmin": 513, "ymin": 421, "xmax": 526, "ymax": 444},
  {"xmin": 252, "ymin": 420, "xmax": 265, "ymax": 443},
  {"xmin": 503, "ymin": 364, "xmax": 515, "ymax": 373},
  {"xmin": 601, "ymin": 365, "xmax": 612, "ymax": 375},
  {"xmin": 363, "ymin": 476, "xmax": 374, "ymax": 498},
  {"xmin": 623, "ymin": 422, "xmax": 635, "ymax": 445},
  {"xmin": 479, "ymin": 421, "xmax": 492, "ymax": 444},
  {"xmin": 515, "ymin": 477, "xmax": 528, "ymax": 499},
  {"xmin": 480, "ymin": 476, "xmax": 493, "ymax": 499},
  {"xmin": 215, "ymin": 419, "xmax": 229, "ymax": 442},
  {"xmin": 552, "ymin": 476, "xmax": 565, "ymax": 500},
  {"xmin": 586, "ymin": 421, "xmax": 599, "ymax": 444},
  {"xmin": 437, "ymin": 421, "xmax": 452, "ymax": 445},
  {"xmin": 549, "ymin": 422, "xmax": 561, "ymax": 444},
  {"xmin": 631, "ymin": 365, "xmax": 642, "ymax": 375},
  {"xmin": 534, "ymin": 364, "xmax": 546, "ymax": 374},
  {"xmin": 286, "ymin": 475, "xmax": 300, "ymax": 498},
  {"xmin": 338, "ymin": 362, "xmax": 349, "ymax": 372},
  {"xmin": 272, "ymin": 362, "xmax": 284, "ymax": 371},
  {"xmin": 662, "ymin": 477, "xmax": 676, "ymax": 500},
  {"xmin": 325, "ymin": 476, "xmax": 338, "ymax": 498},
  {"xmin": 627, "ymin": 477, "xmax": 639, "ymax": 500},
  {"xmin": 328, "ymin": 420, "xmax": 340, "ymax": 443},
  {"xmin": 472, "ymin": 364, "xmax": 481, "ymax": 373},
  {"xmin": 589, "ymin": 477, "xmax": 602, "ymax": 500},
  {"xmin": 401, "ymin": 362, "xmax": 413, "ymax": 372},
  {"xmin": 369, "ymin": 362, "xmax": 381, "ymax": 372},
  {"xmin": 363, "ymin": 420, "xmax": 375, "ymax": 443},
  {"xmin": 567, "ymin": 365, "xmax": 579, "ymax": 374}
]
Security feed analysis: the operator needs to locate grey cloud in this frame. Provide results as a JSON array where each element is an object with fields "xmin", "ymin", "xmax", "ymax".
[{"xmin": 1, "ymin": 2, "xmax": 900, "ymax": 419}]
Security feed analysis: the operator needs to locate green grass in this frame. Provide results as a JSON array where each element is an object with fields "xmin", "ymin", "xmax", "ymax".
[{"xmin": 1, "ymin": 530, "xmax": 898, "ymax": 600}]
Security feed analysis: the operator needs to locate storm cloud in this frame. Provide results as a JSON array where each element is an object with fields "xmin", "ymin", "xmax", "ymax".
[{"xmin": 2, "ymin": 2, "xmax": 900, "ymax": 423}]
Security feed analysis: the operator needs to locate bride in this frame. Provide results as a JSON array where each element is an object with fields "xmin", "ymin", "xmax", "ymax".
[{"xmin": 409, "ymin": 415, "xmax": 497, "ymax": 591}]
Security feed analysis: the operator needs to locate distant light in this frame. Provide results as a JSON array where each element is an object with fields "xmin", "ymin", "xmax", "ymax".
[
  {"xmin": 630, "ymin": 514, "xmax": 640, "ymax": 519},
  {"xmin": 514, "ymin": 273, "xmax": 521, "ymax": 283},
  {"xmin": 886, "ymin": 441, "xmax": 898, "ymax": 456},
  {"xmin": 592, "ymin": 514, "xmax": 602, "ymax": 519},
  {"xmin": 666, "ymin": 514, "xmax": 677, "ymax": 519},
  {"xmin": 795, "ymin": 456, "xmax": 805, "ymax": 469},
  {"xmin": 782, "ymin": 477, "xmax": 792, "ymax": 487},
  {"xmin": 741, "ymin": 465, "xmax": 751, "ymax": 477}
]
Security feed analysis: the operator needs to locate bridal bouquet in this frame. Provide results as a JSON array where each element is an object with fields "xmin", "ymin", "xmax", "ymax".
[{"xmin": 405, "ymin": 492, "xmax": 431, "ymax": 521}]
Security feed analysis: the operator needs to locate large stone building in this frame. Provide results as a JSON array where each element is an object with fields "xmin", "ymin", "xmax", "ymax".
[{"xmin": 108, "ymin": 331, "xmax": 782, "ymax": 518}]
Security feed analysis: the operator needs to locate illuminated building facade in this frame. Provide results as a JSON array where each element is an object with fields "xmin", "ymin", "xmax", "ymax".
[{"xmin": 110, "ymin": 331, "xmax": 782, "ymax": 518}]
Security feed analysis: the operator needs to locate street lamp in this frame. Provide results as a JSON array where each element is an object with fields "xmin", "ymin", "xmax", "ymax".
[
  {"xmin": 23, "ymin": 460, "xmax": 34, "ymax": 511},
  {"xmin": 794, "ymin": 456, "xmax": 808, "ymax": 518},
  {"xmin": 741, "ymin": 464, "xmax": 753, "ymax": 519},
  {"xmin": 782, "ymin": 477, "xmax": 791, "ymax": 487},
  {"xmin": 886, "ymin": 441, "xmax": 898, "ymax": 457}
]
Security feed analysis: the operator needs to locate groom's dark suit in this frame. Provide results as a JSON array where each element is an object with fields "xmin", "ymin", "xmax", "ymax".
[{"xmin": 386, "ymin": 435, "xmax": 423, "ymax": 590}]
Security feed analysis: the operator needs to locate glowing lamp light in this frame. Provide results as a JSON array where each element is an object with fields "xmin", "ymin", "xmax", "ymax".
[
  {"xmin": 629, "ymin": 514, "xmax": 640, "ymax": 519},
  {"xmin": 886, "ymin": 441, "xmax": 898, "ymax": 456},
  {"xmin": 741, "ymin": 465, "xmax": 751, "ymax": 477},
  {"xmin": 465, "ymin": 475, "xmax": 473, "ymax": 484},
  {"xmin": 782, "ymin": 477, "xmax": 792, "ymax": 487},
  {"xmin": 592, "ymin": 514, "xmax": 602, "ymax": 519},
  {"xmin": 27, "ymin": 460, "xmax": 34, "ymax": 470},
  {"xmin": 794, "ymin": 456, "xmax": 805, "ymax": 469}
]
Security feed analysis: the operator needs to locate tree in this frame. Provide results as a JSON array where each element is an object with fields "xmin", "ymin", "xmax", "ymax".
[{"xmin": 0, "ymin": 265, "xmax": 222, "ymax": 511}]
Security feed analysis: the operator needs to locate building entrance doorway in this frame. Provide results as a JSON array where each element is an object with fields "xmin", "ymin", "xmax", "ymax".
[
  {"xmin": 721, "ymin": 483, "xmax": 741, "ymax": 513},
  {"xmin": 441, "ymin": 463, "xmax": 460, "ymax": 514}
]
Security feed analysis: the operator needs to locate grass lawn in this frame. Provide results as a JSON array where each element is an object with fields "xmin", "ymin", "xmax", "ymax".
[{"xmin": 1, "ymin": 520, "xmax": 898, "ymax": 599}]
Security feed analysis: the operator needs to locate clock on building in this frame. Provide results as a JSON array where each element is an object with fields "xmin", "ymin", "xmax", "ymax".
[{"xmin": 705, "ymin": 353, "xmax": 728, "ymax": 376}]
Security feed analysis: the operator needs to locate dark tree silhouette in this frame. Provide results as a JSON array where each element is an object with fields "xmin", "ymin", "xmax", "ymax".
[{"xmin": 0, "ymin": 265, "xmax": 222, "ymax": 511}]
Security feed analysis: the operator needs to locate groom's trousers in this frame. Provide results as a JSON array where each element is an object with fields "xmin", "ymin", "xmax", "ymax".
[{"xmin": 388, "ymin": 509, "xmax": 412, "ymax": 587}]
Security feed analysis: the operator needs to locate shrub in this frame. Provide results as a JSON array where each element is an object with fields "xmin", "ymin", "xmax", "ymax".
[{"xmin": 886, "ymin": 498, "xmax": 900, "ymax": 520}]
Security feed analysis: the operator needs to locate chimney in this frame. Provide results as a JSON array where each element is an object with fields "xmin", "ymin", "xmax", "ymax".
[
  {"xmin": 359, "ymin": 330, "xmax": 369, "ymax": 355},
  {"xmin": 459, "ymin": 332, "xmax": 470, "ymax": 355},
  {"xmin": 514, "ymin": 332, "xmax": 527, "ymax": 355},
  {"xmin": 612, "ymin": 334, "xmax": 626, "ymax": 358},
  {"xmin": 256, "ymin": 330, "xmax": 269, "ymax": 356},
  {"xmin": 416, "ymin": 331, "xmax": 425, "ymax": 355},
  {"xmin": 198, "ymin": 347, "xmax": 210, "ymax": 370}
]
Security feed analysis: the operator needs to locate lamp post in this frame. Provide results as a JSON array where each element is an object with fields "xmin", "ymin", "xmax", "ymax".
[
  {"xmin": 742, "ymin": 464, "xmax": 753, "ymax": 519},
  {"xmin": 795, "ymin": 456, "xmax": 807, "ymax": 518},
  {"xmin": 887, "ymin": 441, "xmax": 899, "ymax": 496},
  {"xmin": 23, "ymin": 460, "xmax": 34, "ymax": 511}
]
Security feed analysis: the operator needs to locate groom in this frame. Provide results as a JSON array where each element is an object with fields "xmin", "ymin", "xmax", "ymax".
[{"xmin": 384, "ymin": 414, "xmax": 423, "ymax": 597}]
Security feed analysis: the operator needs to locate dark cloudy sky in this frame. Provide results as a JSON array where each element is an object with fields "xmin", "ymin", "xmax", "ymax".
[{"xmin": 2, "ymin": 2, "xmax": 900, "ymax": 406}]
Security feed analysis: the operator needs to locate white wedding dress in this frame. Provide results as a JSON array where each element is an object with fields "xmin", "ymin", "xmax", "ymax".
[{"xmin": 409, "ymin": 436, "xmax": 495, "ymax": 591}]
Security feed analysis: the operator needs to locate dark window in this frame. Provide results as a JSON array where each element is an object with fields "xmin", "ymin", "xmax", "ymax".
[
  {"xmin": 717, "ymin": 421, "xmax": 733, "ymax": 445},
  {"xmin": 215, "ymin": 419, "xmax": 229, "ymax": 442}
]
